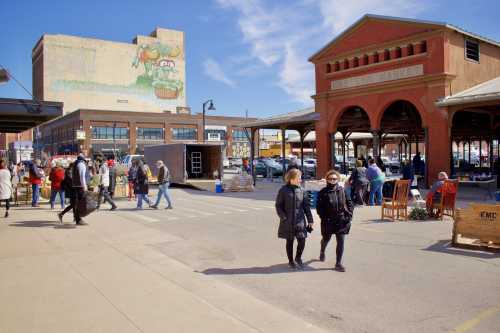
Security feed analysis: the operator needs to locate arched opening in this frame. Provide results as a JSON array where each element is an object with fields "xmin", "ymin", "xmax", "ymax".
[
  {"xmin": 353, "ymin": 57, "xmax": 359, "ymax": 68},
  {"xmin": 395, "ymin": 47, "xmax": 402, "ymax": 58},
  {"xmin": 406, "ymin": 43, "xmax": 414, "ymax": 56},
  {"xmin": 363, "ymin": 54, "xmax": 369, "ymax": 65},
  {"xmin": 383, "ymin": 49, "xmax": 391, "ymax": 61},
  {"xmin": 379, "ymin": 100, "xmax": 425, "ymax": 177},
  {"xmin": 451, "ymin": 111, "xmax": 493, "ymax": 175},
  {"xmin": 334, "ymin": 61, "xmax": 340, "ymax": 71},
  {"xmin": 343, "ymin": 59, "xmax": 350, "ymax": 70},
  {"xmin": 331, "ymin": 106, "xmax": 372, "ymax": 174},
  {"xmin": 373, "ymin": 51, "xmax": 379, "ymax": 63},
  {"xmin": 326, "ymin": 63, "xmax": 331, "ymax": 73}
]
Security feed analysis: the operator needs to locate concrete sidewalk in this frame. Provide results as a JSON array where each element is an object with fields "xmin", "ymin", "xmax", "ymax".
[{"xmin": 0, "ymin": 207, "xmax": 329, "ymax": 333}]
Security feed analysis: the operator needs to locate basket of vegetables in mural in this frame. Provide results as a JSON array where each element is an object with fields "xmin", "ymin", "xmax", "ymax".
[{"xmin": 132, "ymin": 43, "xmax": 184, "ymax": 100}]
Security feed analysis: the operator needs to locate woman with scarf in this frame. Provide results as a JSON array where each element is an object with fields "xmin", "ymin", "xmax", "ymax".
[
  {"xmin": 275, "ymin": 168, "xmax": 314, "ymax": 269},
  {"xmin": 316, "ymin": 170, "xmax": 354, "ymax": 272}
]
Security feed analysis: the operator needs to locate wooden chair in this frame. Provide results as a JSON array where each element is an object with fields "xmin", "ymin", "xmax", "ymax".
[
  {"xmin": 381, "ymin": 179, "xmax": 411, "ymax": 221},
  {"xmin": 433, "ymin": 179, "xmax": 458, "ymax": 220}
]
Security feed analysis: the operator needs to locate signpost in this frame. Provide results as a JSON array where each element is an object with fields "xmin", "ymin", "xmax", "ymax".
[{"xmin": 453, "ymin": 203, "xmax": 500, "ymax": 249}]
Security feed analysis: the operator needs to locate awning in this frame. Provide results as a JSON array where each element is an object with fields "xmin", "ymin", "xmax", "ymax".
[
  {"xmin": 0, "ymin": 98, "xmax": 63, "ymax": 133},
  {"xmin": 240, "ymin": 107, "xmax": 318, "ymax": 131}
]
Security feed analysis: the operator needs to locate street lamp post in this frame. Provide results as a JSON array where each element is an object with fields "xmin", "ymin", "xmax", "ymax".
[{"xmin": 202, "ymin": 100, "xmax": 216, "ymax": 143}]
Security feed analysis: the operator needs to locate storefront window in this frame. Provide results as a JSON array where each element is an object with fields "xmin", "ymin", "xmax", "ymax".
[
  {"xmin": 232, "ymin": 130, "xmax": 248, "ymax": 142},
  {"xmin": 137, "ymin": 128, "xmax": 164, "ymax": 140},
  {"xmin": 172, "ymin": 128, "xmax": 197, "ymax": 140},
  {"xmin": 92, "ymin": 127, "xmax": 129, "ymax": 139}
]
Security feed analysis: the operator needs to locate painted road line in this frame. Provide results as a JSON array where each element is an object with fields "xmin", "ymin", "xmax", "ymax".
[{"xmin": 449, "ymin": 304, "xmax": 500, "ymax": 333}]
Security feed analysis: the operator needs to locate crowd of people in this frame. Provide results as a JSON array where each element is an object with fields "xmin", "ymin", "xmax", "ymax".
[{"xmin": 0, "ymin": 154, "xmax": 174, "ymax": 223}]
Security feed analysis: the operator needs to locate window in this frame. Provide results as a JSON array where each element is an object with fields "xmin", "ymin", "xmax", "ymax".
[
  {"xmin": 363, "ymin": 54, "xmax": 369, "ymax": 65},
  {"xmin": 172, "ymin": 127, "xmax": 197, "ymax": 140},
  {"xmin": 137, "ymin": 127, "xmax": 163, "ymax": 140},
  {"xmin": 420, "ymin": 40, "xmax": 427, "ymax": 53},
  {"xmin": 343, "ymin": 59, "xmax": 349, "ymax": 69},
  {"xmin": 205, "ymin": 129, "xmax": 226, "ymax": 141},
  {"xmin": 395, "ymin": 47, "xmax": 402, "ymax": 58},
  {"xmin": 407, "ymin": 43, "xmax": 414, "ymax": 56},
  {"xmin": 465, "ymin": 39, "xmax": 479, "ymax": 62},
  {"xmin": 373, "ymin": 52, "xmax": 379, "ymax": 63},
  {"xmin": 334, "ymin": 61, "xmax": 340, "ymax": 71},
  {"xmin": 91, "ymin": 127, "xmax": 129, "ymax": 140},
  {"xmin": 326, "ymin": 63, "xmax": 331, "ymax": 73},
  {"xmin": 232, "ymin": 130, "xmax": 248, "ymax": 141},
  {"xmin": 353, "ymin": 57, "xmax": 359, "ymax": 67},
  {"xmin": 383, "ymin": 49, "xmax": 390, "ymax": 61}
]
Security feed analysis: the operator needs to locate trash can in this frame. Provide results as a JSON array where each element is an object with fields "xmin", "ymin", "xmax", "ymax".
[{"xmin": 215, "ymin": 179, "xmax": 223, "ymax": 193}]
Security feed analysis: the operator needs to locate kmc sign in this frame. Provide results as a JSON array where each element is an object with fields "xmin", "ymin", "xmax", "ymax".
[{"xmin": 453, "ymin": 203, "xmax": 500, "ymax": 245}]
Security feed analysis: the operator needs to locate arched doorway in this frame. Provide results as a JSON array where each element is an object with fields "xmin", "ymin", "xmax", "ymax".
[
  {"xmin": 451, "ymin": 111, "xmax": 494, "ymax": 175},
  {"xmin": 379, "ymin": 100, "xmax": 425, "ymax": 176},
  {"xmin": 332, "ymin": 106, "xmax": 371, "ymax": 173}
]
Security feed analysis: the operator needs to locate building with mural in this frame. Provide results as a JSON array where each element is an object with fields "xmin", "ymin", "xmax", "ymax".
[
  {"xmin": 33, "ymin": 28, "xmax": 186, "ymax": 114},
  {"xmin": 33, "ymin": 28, "xmax": 253, "ymax": 158}
]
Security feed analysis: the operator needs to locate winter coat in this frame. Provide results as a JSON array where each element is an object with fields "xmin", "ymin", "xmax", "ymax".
[
  {"xmin": 316, "ymin": 184, "xmax": 354, "ymax": 235},
  {"xmin": 62, "ymin": 168, "xmax": 74, "ymax": 199},
  {"xmin": 351, "ymin": 167, "xmax": 369, "ymax": 187},
  {"xmin": 49, "ymin": 167, "xmax": 65, "ymax": 190},
  {"xmin": 134, "ymin": 165, "xmax": 149, "ymax": 194},
  {"xmin": 275, "ymin": 184, "xmax": 313, "ymax": 239},
  {"xmin": 0, "ymin": 169, "xmax": 13, "ymax": 200}
]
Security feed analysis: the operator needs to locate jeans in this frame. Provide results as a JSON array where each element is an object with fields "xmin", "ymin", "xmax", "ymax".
[
  {"xmin": 97, "ymin": 185, "xmax": 116, "ymax": 209},
  {"xmin": 369, "ymin": 180, "xmax": 384, "ymax": 205},
  {"xmin": 31, "ymin": 184, "xmax": 40, "ymax": 206},
  {"xmin": 154, "ymin": 182, "xmax": 172, "ymax": 208},
  {"xmin": 50, "ymin": 189, "xmax": 65, "ymax": 209},
  {"xmin": 136, "ymin": 194, "xmax": 151, "ymax": 208}
]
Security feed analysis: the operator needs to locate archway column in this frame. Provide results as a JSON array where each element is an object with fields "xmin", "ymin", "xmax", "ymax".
[
  {"xmin": 427, "ymin": 121, "xmax": 451, "ymax": 187},
  {"xmin": 371, "ymin": 129, "xmax": 381, "ymax": 159}
]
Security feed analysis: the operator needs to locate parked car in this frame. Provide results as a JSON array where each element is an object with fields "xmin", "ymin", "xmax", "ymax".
[
  {"xmin": 255, "ymin": 160, "xmax": 283, "ymax": 177},
  {"xmin": 229, "ymin": 157, "xmax": 243, "ymax": 168},
  {"xmin": 122, "ymin": 154, "xmax": 144, "ymax": 168},
  {"xmin": 223, "ymin": 158, "xmax": 230, "ymax": 168}
]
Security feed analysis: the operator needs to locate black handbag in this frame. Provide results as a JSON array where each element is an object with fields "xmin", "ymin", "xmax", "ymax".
[{"xmin": 78, "ymin": 192, "xmax": 98, "ymax": 218}]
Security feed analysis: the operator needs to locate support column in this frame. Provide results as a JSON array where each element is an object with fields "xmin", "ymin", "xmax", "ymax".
[
  {"xmin": 249, "ymin": 128, "xmax": 256, "ymax": 185},
  {"xmin": 331, "ymin": 133, "xmax": 337, "ymax": 170},
  {"xmin": 299, "ymin": 130, "xmax": 305, "ymax": 175},
  {"xmin": 281, "ymin": 128, "xmax": 286, "ymax": 179},
  {"xmin": 372, "ymin": 130, "xmax": 381, "ymax": 159}
]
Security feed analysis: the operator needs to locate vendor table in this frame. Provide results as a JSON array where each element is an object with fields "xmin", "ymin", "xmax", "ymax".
[{"xmin": 458, "ymin": 179, "xmax": 496, "ymax": 199}]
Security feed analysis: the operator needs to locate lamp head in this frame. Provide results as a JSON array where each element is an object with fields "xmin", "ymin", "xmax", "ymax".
[{"xmin": 208, "ymin": 100, "xmax": 216, "ymax": 111}]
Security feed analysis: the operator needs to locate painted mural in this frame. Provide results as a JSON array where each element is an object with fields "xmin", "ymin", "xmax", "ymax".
[
  {"xmin": 132, "ymin": 43, "xmax": 184, "ymax": 99},
  {"xmin": 50, "ymin": 41, "xmax": 185, "ymax": 108}
]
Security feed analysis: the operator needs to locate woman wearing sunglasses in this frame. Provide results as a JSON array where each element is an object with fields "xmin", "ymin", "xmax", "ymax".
[
  {"xmin": 316, "ymin": 170, "xmax": 354, "ymax": 272},
  {"xmin": 275, "ymin": 168, "xmax": 314, "ymax": 269}
]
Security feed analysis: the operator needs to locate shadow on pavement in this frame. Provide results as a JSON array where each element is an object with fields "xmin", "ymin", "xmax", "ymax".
[
  {"xmin": 199, "ymin": 260, "xmax": 332, "ymax": 275},
  {"xmin": 423, "ymin": 240, "xmax": 500, "ymax": 258},
  {"xmin": 9, "ymin": 220, "xmax": 77, "ymax": 229}
]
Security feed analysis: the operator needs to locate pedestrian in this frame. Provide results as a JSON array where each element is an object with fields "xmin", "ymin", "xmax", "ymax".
[
  {"xmin": 426, "ymin": 171, "xmax": 448, "ymax": 217},
  {"xmin": 128, "ymin": 161, "xmax": 138, "ymax": 201},
  {"xmin": 58, "ymin": 163, "xmax": 74, "ymax": 223},
  {"xmin": 29, "ymin": 159, "xmax": 44, "ymax": 207},
  {"xmin": 367, "ymin": 158, "xmax": 385, "ymax": 206},
  {"xmin": 401, "ymin": 160, "xmax": 414, "ymax": 181},
  {"xmin": 49, "ymin": 161, "xmax": 65, "ymax": 209},
  {"xmin": 96, "ymin": 158, "xmax": 117, "ymax": 211},
  {"xmin": 71, "ymin": 154, "xmax": 88, "ymax": 225},
  {"xmin": 151, "ymin": 160, "xmax": 173, "ymax": 209},
  {"xmin": 275, "ymin": 168, "xmax": 314, "ymax": 269},
  {"xmin": 107, "ymin": 159, "xmax": 117, "ymax": 199},
  {"xmin": 350, "ymin": 160, "xmax": 369, "ymax": 205},
  {"xmin": 316, "ymin": 170, "xmax": 354, "ymax": 272},
  {"xmin": 412, "ymin": 152, "xmax": 422, "ymax": 175},
  {"xmin": 0, "ymin": 159, "xmax": 13, "ymax": 218},
  {"xmin": 134, "ymin": 160, "xmax": 151, "ymax": 209}
]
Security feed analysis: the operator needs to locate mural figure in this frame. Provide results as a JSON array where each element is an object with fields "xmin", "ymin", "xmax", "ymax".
[{"xmin": 132, "ymin": 43, "xmax": 184, "ymax": 100}]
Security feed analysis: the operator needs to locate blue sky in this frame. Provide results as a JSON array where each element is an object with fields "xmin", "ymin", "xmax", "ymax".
[{"xmin": 1, "ymin": 0, "xmax": 499, "ymax": 118}]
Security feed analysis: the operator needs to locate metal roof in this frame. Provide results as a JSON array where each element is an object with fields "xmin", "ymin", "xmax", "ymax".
[
  {"xmin": 309, "ymin": 14, "xmax": 500, "ymax": 62},
  {"xmin": 287, "ymin": 131, "xmax": 406, "ymax": 143},
  {"xmin": 0, "ymin": 98, "xmax": 63, "ymax": 133},
  {"xmin": 436, "ymin": 76, "xmax": 500, "ymax": 107},
  {"xmin": 240, "ymin": 107, "xmax": 319, "ymax": 129}
]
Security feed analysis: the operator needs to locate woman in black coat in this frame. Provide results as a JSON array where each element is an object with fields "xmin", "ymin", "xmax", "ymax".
[
  {"xmin": 134, "ymin": 160, "xmax": 151, "ymax": 209},
  {"xmin": 275, "ymin": 169, "xmax": 314, "ymax": 269},
  {"xmin": 316, "ymin": 170, "xmax": 354, "ymax": 272}
]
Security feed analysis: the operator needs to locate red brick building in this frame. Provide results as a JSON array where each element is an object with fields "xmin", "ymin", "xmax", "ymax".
[{"xmin": 309, "ymin": 15, "xmax": 500, "ymax": 184}]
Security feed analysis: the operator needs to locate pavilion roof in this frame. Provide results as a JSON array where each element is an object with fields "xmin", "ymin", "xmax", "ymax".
[{"xmin": 436, "ymin": 76, "xmax": 500, "ymax": 107}]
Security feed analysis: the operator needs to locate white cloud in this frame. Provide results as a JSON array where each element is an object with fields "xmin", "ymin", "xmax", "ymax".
[
  {"xmin": 203, "ymin": 58, "xmax": 236, "ymax": 87},
  {"xmin": 216, "ymin": 0, "xmax": 428, "ymax": 105}
]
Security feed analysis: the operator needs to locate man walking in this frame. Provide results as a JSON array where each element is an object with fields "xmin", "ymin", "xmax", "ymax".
[
  {"xmin": 151, "ymin": 160, "xmax": 173, "ymax": 210},
  {"xmin": 96, "ymin": 158, "xmax": 117, "ymax": 211},
  {"xmin": 72, "ymin": 155, "xmax": 88, "ymax": 225}
]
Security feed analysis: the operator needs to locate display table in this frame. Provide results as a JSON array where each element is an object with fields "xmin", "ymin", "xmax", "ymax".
[{"xmin": 458, "ymin": 178, "xmax": 496, "ymax": 199}]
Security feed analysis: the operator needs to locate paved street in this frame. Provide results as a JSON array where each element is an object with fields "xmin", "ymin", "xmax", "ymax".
[{"xmin": 1, "ymin": 184, "xmax": 499, "ymax": 333}]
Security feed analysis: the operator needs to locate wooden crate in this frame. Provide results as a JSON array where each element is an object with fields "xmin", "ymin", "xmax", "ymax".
[{"xmin": 453, "ymin": 203, "xmax": 500, "ymax": 249}]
